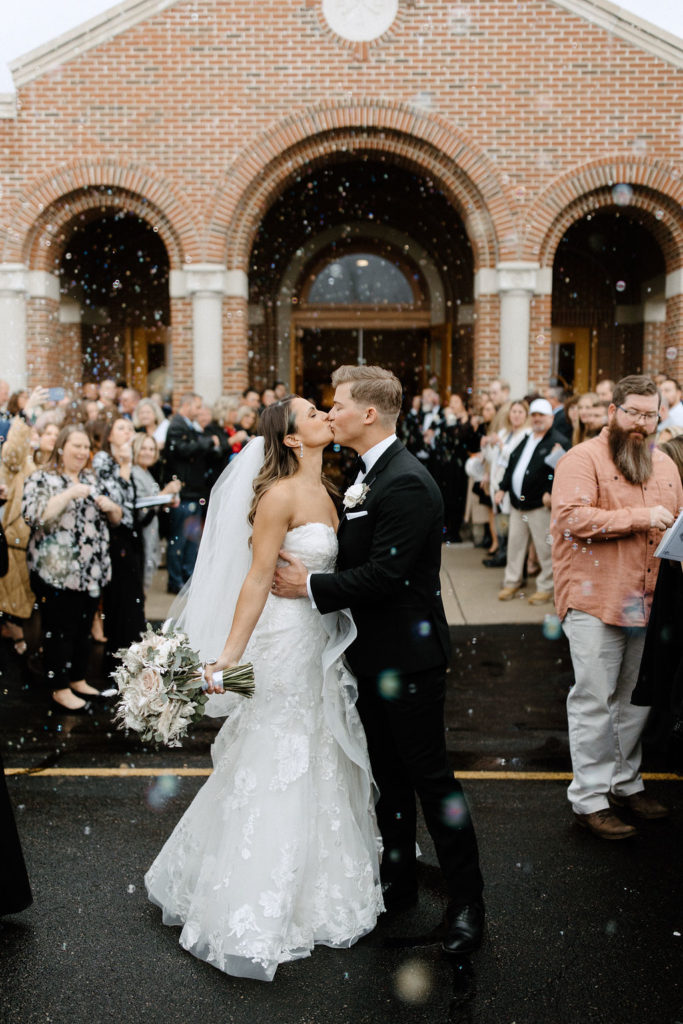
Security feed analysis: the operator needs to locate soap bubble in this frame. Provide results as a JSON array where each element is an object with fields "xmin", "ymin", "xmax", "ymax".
[
  {"xmin": 611, "ymin": 183, "xmax": 633, "ymax": 206},
  {"xmin": 394, "ymin": 958, "xmax": 433, "ymax": 1005}
]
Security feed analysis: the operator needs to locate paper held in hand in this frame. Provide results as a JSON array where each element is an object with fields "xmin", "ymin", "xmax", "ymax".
[
  {"xmin": 654, "ymin": 508, "xmax": 683, "ymax": 561},
  {"xmin": 135, "ymin": 494, "xmax": 174, "ymax": 509}
]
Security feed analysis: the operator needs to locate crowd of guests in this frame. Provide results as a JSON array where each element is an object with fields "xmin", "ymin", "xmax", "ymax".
[
  {"xmin": 0, "ymin": 376, "xmax": 287, "ymax": 712},
  {"xmin": 0, "ymin": 369, "xmax": 681, "ymax": 839},
  {"xmin": 401, "ymin": 373, "xmax": 683, "ymax": 599},
  {"xmin": 402, "ymin": 371, "xmax": 683, "ymax": 834}
]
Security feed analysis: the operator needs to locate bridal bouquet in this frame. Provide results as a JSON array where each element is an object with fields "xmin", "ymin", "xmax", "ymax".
[{"xmin": 112, "ymin": 625, "xmax": 255, "ymax": 748}]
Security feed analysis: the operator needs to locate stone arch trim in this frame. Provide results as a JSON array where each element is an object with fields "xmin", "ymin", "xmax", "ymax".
[
  {"xmin": 526, "ymin": 156, "xmax": 683, "ymax": 269},
  {"xmin": 3, "ymin": 159, "xmax": 200, "ymax": 269},
  {"xmin": 205, "ymin": 100, "xmax": 512, "ymax": 271}
]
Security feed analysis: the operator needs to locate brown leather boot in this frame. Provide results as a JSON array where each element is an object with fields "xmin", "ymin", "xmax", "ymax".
[
  {"xmin": 573, "ymin": 808, "xmax": 637, "ymax": 840},
  {"xmin": 609, "ymin": 790, "xmax": 669, "ymax": 819}
]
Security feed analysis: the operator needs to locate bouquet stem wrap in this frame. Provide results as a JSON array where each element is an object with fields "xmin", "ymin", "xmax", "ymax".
[{"xmin": 113, "ymin": 625, "xmax": 254, "ymax": 748}]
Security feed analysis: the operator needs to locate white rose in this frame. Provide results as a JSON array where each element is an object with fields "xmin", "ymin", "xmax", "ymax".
[
  {"xmin": 139, "ymin": 666, "xmax": 164, "ymax": 697},
  {"xmin": 343, "ymin": 482, "xmax": 370, "ymax": 509}
]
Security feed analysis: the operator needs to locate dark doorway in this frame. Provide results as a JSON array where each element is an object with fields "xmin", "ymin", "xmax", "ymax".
[
  {"xmin": 297, "ymin": 328, "xmax": 429, "ymax": 408},
  {"xmin": 552, "ymin": 208, "xmax": 665, "ymax": 390},
  {"xmin": 59, "ymin": 208, "xmax": 170, "ymax": 388}
]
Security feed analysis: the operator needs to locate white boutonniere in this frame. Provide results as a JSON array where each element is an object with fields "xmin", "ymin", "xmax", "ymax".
[{"xmin": 343, "ymin": 482, "xmax": 370, "ymax": 509}]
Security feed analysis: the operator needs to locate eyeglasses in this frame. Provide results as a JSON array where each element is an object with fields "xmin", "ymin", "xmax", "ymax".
[{"xmin": 617, "ymin": 406, "xmax": 660, "ymax": 424}]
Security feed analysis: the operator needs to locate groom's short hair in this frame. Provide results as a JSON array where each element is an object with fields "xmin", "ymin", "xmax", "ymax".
[{"xmin": 331, "ymin": 365, "xmax": 402, "ymax": 424}]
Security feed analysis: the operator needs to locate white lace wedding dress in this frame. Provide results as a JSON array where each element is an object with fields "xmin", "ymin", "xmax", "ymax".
[{"xmin": 145, "ymin": 523, "xmax": 384, "ymax": 981}]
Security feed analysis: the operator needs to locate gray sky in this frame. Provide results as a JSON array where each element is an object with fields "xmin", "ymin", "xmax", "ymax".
[{"xmin": 1, "ymin": 0, "xmax": 682, "ymax": 93}]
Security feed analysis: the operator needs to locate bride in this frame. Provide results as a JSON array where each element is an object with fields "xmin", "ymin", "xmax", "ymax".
[{"xmin": 145, "ymin": 395, "xmax": 383, "ymax": 981}]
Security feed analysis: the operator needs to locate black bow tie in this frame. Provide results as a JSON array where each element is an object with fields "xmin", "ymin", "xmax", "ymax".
[{"xmin": 356, "ymin": 454, "xmax": 367, "ymax": 474}]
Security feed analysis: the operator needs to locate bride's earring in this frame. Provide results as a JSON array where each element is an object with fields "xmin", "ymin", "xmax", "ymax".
[{"xmin": 299, "ymin": 442, "xmax": 304, "ymax": 459}]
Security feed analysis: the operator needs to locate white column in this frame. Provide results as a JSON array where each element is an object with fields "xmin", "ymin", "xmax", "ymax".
[
  {"xmin": 497, "ymin": 262, "xmax": 543, "ymax": 397},
  {"xmin": 170, "ymin": 265, "xmax": 249, "ymax": 404},
  {"xmin": 0, "ymin": 264, "xmax": 28, "ymax": 388}
]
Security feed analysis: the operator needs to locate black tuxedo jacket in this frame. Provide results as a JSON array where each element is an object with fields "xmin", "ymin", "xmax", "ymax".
[
  {"xmin": 310, "ymin": 440, "xmax": 451, "ymax": 677},
  {"xmin": 499, "ymin": 428, "xmax": 569, "ymax": 510},
  {"xmin": 163, "ymin": 414, "xmax": 217, "ymax": 500}
]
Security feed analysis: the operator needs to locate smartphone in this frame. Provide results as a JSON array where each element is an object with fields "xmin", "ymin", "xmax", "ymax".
[{"xmin": 47, "ymin": 387, "xmax": 66, "ymax": 402}]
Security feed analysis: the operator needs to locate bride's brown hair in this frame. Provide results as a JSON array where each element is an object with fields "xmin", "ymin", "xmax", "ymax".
[
  {"xmin": 248, "ymin": 396, "xmax": 300, "ymax": 526},
  {"xmin": 248, "ymin": 395, "xmax": 337, "ymax": 527}
]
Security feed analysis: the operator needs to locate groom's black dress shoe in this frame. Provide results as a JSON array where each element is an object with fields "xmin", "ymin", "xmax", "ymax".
[
  {"xmin": 381, "ymin": 880, "xmax": 419, "ymax": 913},
  {"xmin": 442, "ymin": 901, "xmax": 485, "ymax": 955}
]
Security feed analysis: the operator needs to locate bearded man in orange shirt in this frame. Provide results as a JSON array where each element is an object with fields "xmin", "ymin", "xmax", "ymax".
[{"xmin": 551, "ymin": 375, "xmax": 683, "ymax": 840}]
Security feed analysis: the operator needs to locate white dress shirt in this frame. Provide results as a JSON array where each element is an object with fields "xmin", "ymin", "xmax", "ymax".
[
  {"xmin": 353, "ymin": 433, "xmax": 398, "ymax": 483},
  {"xmin": 306, "ymin": 433, "xmax": 398, "ymax": 604},
  {"xmin": 510, "ymin": 432, "xmax": 543, "ymax": 500}
]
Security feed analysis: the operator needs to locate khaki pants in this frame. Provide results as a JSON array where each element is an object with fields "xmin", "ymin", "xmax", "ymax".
[
  {"xmin": 503, "ymin": 505, "xmax": 553, "ymax": 594},
  {"xmin": 563, "ymin": 609, "xmax": 649, "ymax": 814}
]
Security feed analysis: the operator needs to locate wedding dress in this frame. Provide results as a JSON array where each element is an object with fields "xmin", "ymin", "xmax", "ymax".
[{"xmin": 145, "ymin": 522, "xmax": 383, "ymax": 981}]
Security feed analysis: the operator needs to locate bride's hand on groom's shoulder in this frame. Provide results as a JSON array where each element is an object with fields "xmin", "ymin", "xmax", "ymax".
[{"xmin": 272, "ymin": 551, "xmax": 308, "ymax": 600}]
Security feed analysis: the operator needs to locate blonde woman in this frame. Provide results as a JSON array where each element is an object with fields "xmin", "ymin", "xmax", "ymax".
[
  {"xmin": 482, "ymin": 399, "xmax": 530, "ymax": 568},
  {"xmin": 573, "ymin": 392, "xmax": 598, "ymax": 446},
  {"xmin": 464, "ymin": 398, "xmax": 498, "ymax": 551},
  {"xmin": 133, "ymin": 397, "xmax": 168, "ymax": 449},
  {"xmin": 131, "ymin": 433, "xmax": 181, "ymax": 590}
]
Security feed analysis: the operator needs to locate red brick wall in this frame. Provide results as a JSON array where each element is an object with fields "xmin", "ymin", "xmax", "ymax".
[
  {"xmin": 2, "ymin": 0, "xmax": 683, "ymax": 391},
  {"xmin": 169, "ymin": 297, "xmax": 193, "ymax": 400},
  {"xmin": 528, "ymin": 295, "xmax": 553, "ymax": 393},
  {"xmin": 472, "ymin": 295, "xmax": 501, "ymax": 393},
  {"xmin": 222, "ymin": 298, "xmax": 249, "ymax": 392},
  {"xmin": 26, "ymin": 298, "xmax": 60, "ymax": 384},
  {"xmin": 55, "ymin": 323, "xmax": 83, "ymax": 390},
  {"xmin": 665, "ymin": 294, "xmax": 683, "ymax": 382}
]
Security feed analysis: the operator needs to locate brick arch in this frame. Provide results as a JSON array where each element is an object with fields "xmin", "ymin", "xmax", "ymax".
[
  {"xmin": 205, "ymin": 101, "xmax": 512, "ymax": 271},
  {"xmin": 525, "ymin": 156, "xmax": 683, "ymax": 269},
  {"xmin": 536, "ymin": 186, "xmax": 683, "ymax": 274},
  {"xmin": 3, "ymin": 159, "xmax": 200, "ymax": 269}
]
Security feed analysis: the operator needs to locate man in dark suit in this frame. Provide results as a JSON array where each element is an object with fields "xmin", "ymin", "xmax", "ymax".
[
  {"xmin": 545, "ymin": 382, "xmax": 572, "ymax": 443},
  {"xmin": 164, "ymin": 392, "xmax": 221, "ymax": 593},
  {"xmin": 274, "ymin": 365, "xmax": 484, "ymax": 955},
  {"xmin": 495, "ymin": 397, "xmax": 569, "ymax": 605}
]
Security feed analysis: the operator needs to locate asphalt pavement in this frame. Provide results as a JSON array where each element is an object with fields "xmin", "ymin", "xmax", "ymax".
[{"xmin": 1, "ymin": 553, "xmax": 682, "ymax": 1024}]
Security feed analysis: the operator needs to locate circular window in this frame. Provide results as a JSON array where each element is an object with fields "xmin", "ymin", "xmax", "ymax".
[{"xmin": 322, "ymin": 0, "xmax": 398, "ymax": 42}]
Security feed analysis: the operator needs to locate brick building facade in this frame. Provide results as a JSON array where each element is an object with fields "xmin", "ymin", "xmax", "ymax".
[{"xmin": 1, "ymin": 0, "xmax": 682, "ymax": 404}]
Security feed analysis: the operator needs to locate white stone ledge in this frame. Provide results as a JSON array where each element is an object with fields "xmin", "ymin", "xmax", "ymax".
[
  {"xmin": 0, "ymin": 264, "xmax": 28, "ymax": 293},
  {"xmin": 665, "ymin": 269, "xmax": 683, "ymax": 299},
  {"xmin": 644, "ymin": 300, "xmax": 666, "ymax": 324},
  {"xmin": 28, "ymin": 271, "xmax": 60, "ymax": 302},
  {"xmin": 0, "ymin": 93, "xmax": 16, "ymax": 118},
  {"xmin": 473, "ymin": 268, "xmax": 498, "ymax": 298},
  {"xmin": 475, "ymin": 264, "xmax": 551, "ymax": 297},
  {"xmin": 497, "ymin": 262, "xmax": 542, "ymax": 294},
  {"xmin": 0, "ymin": 265, "xmax": 60, "ymax": 301},
  {"xmin": 170, "ymin": 266, "xmax": 248, "ymax": 300}
]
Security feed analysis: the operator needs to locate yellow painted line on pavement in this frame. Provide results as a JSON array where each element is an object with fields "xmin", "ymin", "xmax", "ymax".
[{"xmin": 4, "ymin": 767, "xmax": 681, "ymax": 781}]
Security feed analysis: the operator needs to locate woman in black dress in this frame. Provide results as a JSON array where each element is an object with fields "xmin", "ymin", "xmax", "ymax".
[{"xmin": 93, "ymin": 418, "xmax": 146, "ymax": 684}]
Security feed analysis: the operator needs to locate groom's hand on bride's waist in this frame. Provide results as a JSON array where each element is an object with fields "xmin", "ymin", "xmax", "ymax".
[{"xmin": 272, "ymin": 551, "xmax": 308, "ymax": 599}]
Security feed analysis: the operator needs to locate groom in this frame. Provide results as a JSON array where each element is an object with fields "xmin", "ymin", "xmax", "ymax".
[{"xmin": 274, "ymin": 364, "xmax": 485, "ymax": 954}]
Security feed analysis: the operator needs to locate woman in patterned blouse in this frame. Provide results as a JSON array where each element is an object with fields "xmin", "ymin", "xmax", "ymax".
[
  {"xmin": 93, "ymin": 418, "xmax": 147, "ymax": 681},
  {"xmin": 22, "ymin": 425, "xmax": 122, "ymax": 712}
]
